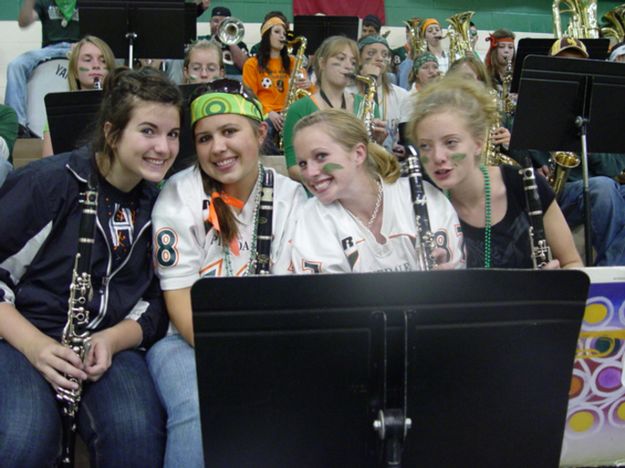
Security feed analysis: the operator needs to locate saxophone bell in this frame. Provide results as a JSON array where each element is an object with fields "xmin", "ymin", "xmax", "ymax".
[{"xmin": 548, "ymin": 151, "xmax": 580, "ymax": 197}]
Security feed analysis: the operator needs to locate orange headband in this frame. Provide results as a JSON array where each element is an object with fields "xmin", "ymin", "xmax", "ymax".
[
  {"xmin": 206, "ymin": 192, "xmax": 244, "ymax": 256},
  {"xmin": 261, "ymin": 17, "xmax": 286, "ymax": 37},
  {"xmin": 486, "ymin": 34, "xmax": 514, "ymax": 48},
  {"xmin": 421, "ymin": 18, "xmax": 440, "ymax": 35}
]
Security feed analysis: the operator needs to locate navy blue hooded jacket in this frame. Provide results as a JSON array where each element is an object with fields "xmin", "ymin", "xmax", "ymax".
[{"xmin": 0, "ymin": 146, "xmax": 167, "ymax": 347}]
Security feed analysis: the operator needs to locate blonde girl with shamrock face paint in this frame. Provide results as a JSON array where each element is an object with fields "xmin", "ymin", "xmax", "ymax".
[
  {"xmin": 146, "ymin": 79, "xmax": 306, "ymax": 467},
  {"xmin": 409, "ymin": 77, "xmax": 582, "ymax": 269},
  {"xmin": 290, "ymin": 109, "xmax": 464, "ymax": 273}
]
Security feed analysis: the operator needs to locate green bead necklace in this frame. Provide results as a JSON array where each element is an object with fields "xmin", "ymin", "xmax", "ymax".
[
  {"xmin": 446, "ymin": 164, "xmax": 492, "ymax": 268},
  {"xmin": 480, "ymin": 164, "xmax": 492, "ymax": 269},
  {"xmin": 223, "ymin": 164, "xmax": 264, "ymax": 277}
]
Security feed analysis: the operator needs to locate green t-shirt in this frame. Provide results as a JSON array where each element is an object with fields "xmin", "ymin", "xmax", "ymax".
[
  {"xmin": 283, "ymin": 94, "xmax": 379, "ymax": 168},
  {"xmin": 35, "ymin": 0, "xmax": 80, "ymax": 47},
  {"xmin": 0, "ymin": 105, "xmax": 18, "ymax": 164}
]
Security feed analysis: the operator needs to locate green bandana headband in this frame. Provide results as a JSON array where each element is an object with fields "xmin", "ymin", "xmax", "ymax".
[
  {"xmin": 412, "ymin": 52, "xmax": 438, "ymax": 71},
  {"xmin": 56, "ymin": 0, "xmax": 77, "ymax": 23},
  {"xmin": 191, "ymin": 92, "xmax": 264, "ymax": 126},
  {"xmin": 358, "ymin": 34, "xmax": 390, "ymax": 51}
]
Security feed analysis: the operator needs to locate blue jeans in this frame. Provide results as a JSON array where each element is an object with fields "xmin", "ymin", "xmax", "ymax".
[
  {"xmin": 0, "ymin": 159, "xmax": 12, "ymax": 188},
  {"xmin": 559, "ymin": 176, "xmax": 625, "ymax": 265},
  {"xmin": 0, "ymin": 341, "xmax": 165, "ymax": 467},
  {"xmin": 147, "ymin": 333, "xmax": 204, "ymax": 468},
  {"xmin": 4, "ymin": 42, "xmax": 72, "ymax": 126}
]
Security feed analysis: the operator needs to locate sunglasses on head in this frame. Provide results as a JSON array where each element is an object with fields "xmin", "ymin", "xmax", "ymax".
[{"xmin": 204, "ymin": 78, "xmax": 264, "ymax": 118}]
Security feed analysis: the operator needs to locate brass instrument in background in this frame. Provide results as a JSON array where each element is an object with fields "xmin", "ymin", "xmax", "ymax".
[
  {"xmin": 446, "ymin": 11, "xmax": 476, "ymax": 63},
  {"xmin": 548, "ymin": 151, "xmax": 580, "ymax": 197},
  {"xmin": 279, "ymin": 36, "xmax": 309, "ymax": 150},
  {"xmin": 483, "ymin": 89, "xmax": 520, "ymax": 168},
  {"xmin": 552, "ymin": 0, "xmax": 599, "ymax": 38},
  {"xmin": 601, "ymin": 4, "xmax": 625, "ymax": 43},
  {"xmin": 404, "ymin": 18, "xmax": 427, "ymax": 60},
  {"xmin": 501, "ymin": 57, "xmax": 515, "ymax": 118},
  {"xmin": 217, "ymin": 17, "xmax": 245, "ymax": 45},
  {"xmin": 350, "ymin": 73, "xmax": 377, "ymax": 141}
]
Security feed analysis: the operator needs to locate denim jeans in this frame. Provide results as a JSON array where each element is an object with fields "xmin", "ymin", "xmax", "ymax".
[
  {"xmin": 0, "ymin": 159, "xmax": 12, "ymax": 188},
  {"xmin": 559, "ymin": 176, "xmax": 625, "ymax": 265},
  {"xmin": 0, "ymin": 341, "xmax": 166, "ymax": 467},
  {"xmin": 4, "ymin": 42, "xmax": 72, "ymax": 126},
  {"xmin": 147, "ymin": 333, "xmax": 204, "ymax": 468}
]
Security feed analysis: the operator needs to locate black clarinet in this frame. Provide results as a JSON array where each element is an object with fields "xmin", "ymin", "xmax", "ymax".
[
  {"xmin": 254, "ymin": 167, "xmax": 274, "ymax": 275},
  {"xmin": 56, "ymin": 179, "xmax": 98, "ymax": 467},
  {"xmin": 520, "ymin": 160, "xmax": 553, "ymax": 269},
  {"xmin": 406, "ymin": 145, "xmax": 436, "ymax": 270}
]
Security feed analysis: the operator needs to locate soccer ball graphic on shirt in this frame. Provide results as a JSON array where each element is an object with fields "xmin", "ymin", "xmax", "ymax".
[{"xmin": 261, "ymin": 77, "xmax": 272, "ymax": 89}]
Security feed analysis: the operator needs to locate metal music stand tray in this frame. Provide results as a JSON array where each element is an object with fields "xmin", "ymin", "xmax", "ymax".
[
  {"xmin": 192, "ymin": 269, "xmax": 589, "ymax": 468},
  {"xmin": 78, "ymin": 0, "xmax": 196, "ymax": 67},
  {"xmin": 509, "ymin": 54, "xmax": 625, "ymax": 264}
]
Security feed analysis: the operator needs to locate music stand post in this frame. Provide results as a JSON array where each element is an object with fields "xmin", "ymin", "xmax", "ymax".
[
  {"xmin": 509, "ymin": 55, "xmax": 625, "ymax": 265},
  {"xmin": 78, "ymin": 0, "xmax": 196, "ymax": 68}
]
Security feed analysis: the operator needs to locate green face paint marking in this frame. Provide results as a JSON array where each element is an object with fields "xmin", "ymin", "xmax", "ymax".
[
  {"xmin": 78, "ymin": 67, "xmax": 90, "ymax": 72},
  {"xmin": 450, "ymin": 153, "xmax": 467, "ymax": 166},
  {"xmin": 420, "ymin": 155, "xmax": 430, "ymax": 165},
  {"xmin": 188, "ymin": 75, "xmax": 198, "ymax": 82},
  {"xmin": 322, "ymin": 163, "xmax": 344, "ymax": 173}
]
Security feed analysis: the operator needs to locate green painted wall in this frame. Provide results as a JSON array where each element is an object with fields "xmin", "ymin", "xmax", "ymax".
[{"xmin": 2, "ymin": 0, "xmax": 622, "ymax": 34}]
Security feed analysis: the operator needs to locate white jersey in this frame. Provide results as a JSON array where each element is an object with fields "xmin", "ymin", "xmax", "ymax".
[
  {"xmin": 152, "ymin": 165, "xmax": 307, "ymax": 290},
  {"xmin": 291, "ymin": 178, "xmax": 464, "ymax": 273}
]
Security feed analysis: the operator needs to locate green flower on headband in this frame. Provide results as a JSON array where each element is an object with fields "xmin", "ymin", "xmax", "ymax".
[{"xmin": 191, "ymin": 92, "xmax": 264, "ymax": 126}]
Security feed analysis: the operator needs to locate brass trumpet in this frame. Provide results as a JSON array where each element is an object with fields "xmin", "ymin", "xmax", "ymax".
[
  {"xmin": 217, "ymin": 17, "xmax": 245, "ymax": 45},
  {"xmin": 548, "ymin": 151, "xmax": 580, "ymax": 197}
]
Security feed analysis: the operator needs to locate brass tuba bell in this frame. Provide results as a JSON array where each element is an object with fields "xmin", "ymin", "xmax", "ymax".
[
  {"xmin": 403, "ymin": 18, "xmax": 428, "ymax": 60},
  {"xmin": 445, "ymin": 11, "xmax": 476, "ymax": 63},
  {"xmin": 552, "ymin": 0, "xmax": 599, "ymax": 38},
  {"xmin": 217, "ymin": 17, "xmax": 245, "ymax": 45},
  {"xmin": 601, "ymin": 5, "xmax": 625, "ymax": 44}
]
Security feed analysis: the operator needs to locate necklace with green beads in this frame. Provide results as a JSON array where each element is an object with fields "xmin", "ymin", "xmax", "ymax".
[{"xmin": 447, "ymin": 164, "xmax": 492, "ymax": 268}]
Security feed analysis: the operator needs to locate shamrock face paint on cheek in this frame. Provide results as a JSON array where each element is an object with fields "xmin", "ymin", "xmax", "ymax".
[
  {"xmin": 450, "ymin": 153, "xmax": 467, "ymax": 166},
  {"xmin": 322, "ymin": 162, "xmax": 344, "ymax": 174},
  {"xmin": 420, "ymin": 155, "xmax": 430, "ymax": 165}
]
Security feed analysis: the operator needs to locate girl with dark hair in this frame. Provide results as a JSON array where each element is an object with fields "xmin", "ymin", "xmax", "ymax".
[
  {"xmin": 0, "ymin": 66, "xmax": 182, "ymax": 466},
  {"xmin": 484, "ymin": 29, "xmax": 516, "ymax": 89},
  {"xmin": 242, "ymin": 16, "xmax": 312, "ymax": 148},
  {"xmin": 147, "ymin": 79, "xmax": 306, "ymax": 466}
]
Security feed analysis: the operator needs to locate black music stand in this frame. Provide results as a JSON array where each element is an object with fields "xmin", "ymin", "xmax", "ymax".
[
  {"xmin": 510, "ymin": 38, "xmax": 609, "ymax": 93},
  {"xmin": 293, "ymin": 15, "xmax": 360, "ymax": 55},
  {"xmin": 192, "ymin": 270, "xmax": 589, "ymax": 467},
  {"xmin": 509, "ymin": 55, "xmax": 625, "ymax": 265},
  {"xmin": 45, "ymin": 84, "xmax": 200, "ymax": 174},
  {"xmin": 78, "ymin": 0, "xmax": 196, "ymax": 67}
]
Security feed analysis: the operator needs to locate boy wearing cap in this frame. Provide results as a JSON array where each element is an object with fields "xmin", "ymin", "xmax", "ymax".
[
  {"xmin": 200, "ymin": 6, "xmax": 248, "ymax": 78},
  {"xmin": 362, "ymin": 14, "xmax": 382, "ymax": 38},
  {"xmin": 523, "ymin": 37, "xmax": 625, "ymax": 265}
]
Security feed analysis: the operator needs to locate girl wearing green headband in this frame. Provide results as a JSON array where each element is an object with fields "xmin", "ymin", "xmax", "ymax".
[
  {"xmin": 147, "ymin": 83, "xmax": 306, "ymax": 467},
  {"xmin": 409, "ymin": 52, "xmax": 440, "ymax": 92}
]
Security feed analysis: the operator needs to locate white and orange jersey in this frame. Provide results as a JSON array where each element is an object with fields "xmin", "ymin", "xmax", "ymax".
[
  {"xmin": 291, "ymin": 178, "xmax": 464, "ymax": 273},
  {"xmin": 152, "ymin": 165, "xmax": 307, "ymax": 289}
]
